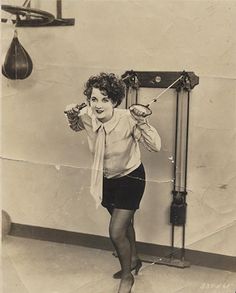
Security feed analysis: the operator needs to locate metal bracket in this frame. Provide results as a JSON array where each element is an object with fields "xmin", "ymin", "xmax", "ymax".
[
  {"xmin": 1, "ymin": 1, "xmax": 75, "ymax": 27},
  {"xmin": 151, "ymin": 256, "xmax": 190, "ymax": 268},
  {"xmin": 122, "ymin": 70, "xmax": 199, "ymax": 90}
]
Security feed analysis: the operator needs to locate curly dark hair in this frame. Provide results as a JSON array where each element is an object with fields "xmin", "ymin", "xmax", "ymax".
[{"xmin": 83, "ymin": 72, "xmax": 126, "ymax": 107}]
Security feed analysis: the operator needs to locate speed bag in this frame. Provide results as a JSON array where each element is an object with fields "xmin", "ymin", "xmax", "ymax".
[{"xmin": 2, "ymin": 31, "xmax": 33, "ymax": 80}]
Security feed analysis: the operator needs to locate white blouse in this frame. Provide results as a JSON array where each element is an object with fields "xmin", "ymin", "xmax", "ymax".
[{"xmin": 67, "ymin": 107, "xmax": 161, "ymax": 178}]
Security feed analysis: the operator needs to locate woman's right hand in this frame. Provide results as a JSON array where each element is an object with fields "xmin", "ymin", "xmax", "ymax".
[{"xmin": 64, "ymin": 104, "xmax": 80, "ymax": 118}]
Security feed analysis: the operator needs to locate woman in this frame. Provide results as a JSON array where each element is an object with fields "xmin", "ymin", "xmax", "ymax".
[{"xmin": 65, "ymin": 72, "xmax": 161, "ymax": 293}]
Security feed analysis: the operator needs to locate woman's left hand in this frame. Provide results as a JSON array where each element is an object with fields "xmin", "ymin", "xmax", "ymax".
[{"xmin": 129, "ymin": 105, "xmax": 149, "ymax": 123}]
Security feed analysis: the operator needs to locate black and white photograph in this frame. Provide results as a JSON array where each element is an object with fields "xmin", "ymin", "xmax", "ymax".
[{"xmin": 1, "ymin": 1, "xmax": 236, "ymax": 293}]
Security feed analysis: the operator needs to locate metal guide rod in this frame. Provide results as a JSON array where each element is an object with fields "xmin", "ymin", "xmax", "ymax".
[
  {"xmin": 170, "ymin": 89, "xmax": 179, "ymax": 259},
  {"xmin": 180, "ymin": 91, "xmax": 186, "ymax": 259},
  {"xmin": 184, "ymin": 90, "xmax": 191, "ymax": 193},
  {"xmin": 171, "ymin": 224, "xmax": 175, "ymax": 259},
  {"xmin": 181, "ymin": 89, "xmax": 191, "ymax": 261},
  {"xmin": 173, "ymin": 89, "xmax": 184, "ymax": 258},
  {"xmin": 178, "ymin": 90, "xmax": 184, "ymax": 190},
  {"xmin": 169, "ymin": 85, "xmax": 189, "ymax": 265},
  {"xmin": 173, "ymin": 91, "xmax": 180, "ymax": 192}
]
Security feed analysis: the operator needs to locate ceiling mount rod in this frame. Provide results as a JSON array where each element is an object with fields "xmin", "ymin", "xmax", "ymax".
[{"xmin": 57, "ymin": 0, "xmax": 62, "ymax": 19}]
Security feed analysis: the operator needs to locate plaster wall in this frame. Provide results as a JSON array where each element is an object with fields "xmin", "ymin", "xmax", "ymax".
[{"xmin": 1, "ymin": 0, "xmax": 236, "ymax": 256}]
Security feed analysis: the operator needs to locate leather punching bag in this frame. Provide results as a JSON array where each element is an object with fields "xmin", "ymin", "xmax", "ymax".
[{"xmin": 2, "ymin": 30, "xmax": 33, "ymax": 80}]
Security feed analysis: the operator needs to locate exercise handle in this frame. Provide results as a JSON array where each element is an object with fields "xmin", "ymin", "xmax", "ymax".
[
  {"xmin": 129, "ymin": 104, "xmax": 152, "ymax": 117},
  {"xmin": 64, "ymin": 102, "xmax": 87, "ymax": 114}
]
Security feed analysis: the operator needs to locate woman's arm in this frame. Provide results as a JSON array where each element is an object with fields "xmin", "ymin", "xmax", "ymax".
[
  {"xmin": 135, "ymin": 122, "xmax": 161, "ymax": 152},
  {"xmin": 130, "ymin": 105, "xmax": 161, "ymax": 152}
]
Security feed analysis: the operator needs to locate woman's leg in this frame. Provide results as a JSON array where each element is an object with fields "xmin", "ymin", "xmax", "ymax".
[
  {"xmin": 127, "ymin": 216, "xmax": 140, "ymax": 265},
  {"xmin": 109, "ymin": 208, "xmax": 135, "ymax": 292},
  {"xmin": 107, "ymin": 207, "xmax": 139, "ymax": 266}
]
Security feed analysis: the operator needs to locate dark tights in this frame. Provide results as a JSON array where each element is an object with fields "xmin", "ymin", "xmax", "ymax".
[{"xmin": 107, "ymin": 207, "xmax": 138, "ymax": 276}]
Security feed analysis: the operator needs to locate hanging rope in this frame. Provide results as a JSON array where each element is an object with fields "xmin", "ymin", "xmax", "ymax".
[
  {"xmin": 22, "ymin": 0, "xmax": 31, "ymax": 7},
  {"xmin": 146, "ymin": 75, "xmax": 183, "ymax": 107}
]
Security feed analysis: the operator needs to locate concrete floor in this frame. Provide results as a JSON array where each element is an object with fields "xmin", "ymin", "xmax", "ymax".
[{"xmin": 2, "ymin": 236, "xmax": 236, "ymax": 293}]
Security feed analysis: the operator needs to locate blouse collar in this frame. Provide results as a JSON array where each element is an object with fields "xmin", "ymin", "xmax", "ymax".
[{"xmin": 89, "ymin": 108, "xmax": 121, "ymax": 134}]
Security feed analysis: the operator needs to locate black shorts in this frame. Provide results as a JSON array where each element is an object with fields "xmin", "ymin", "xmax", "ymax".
[{"xmin": 101, "ymin": 163, "xmax": 146, "ymax": 210}]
